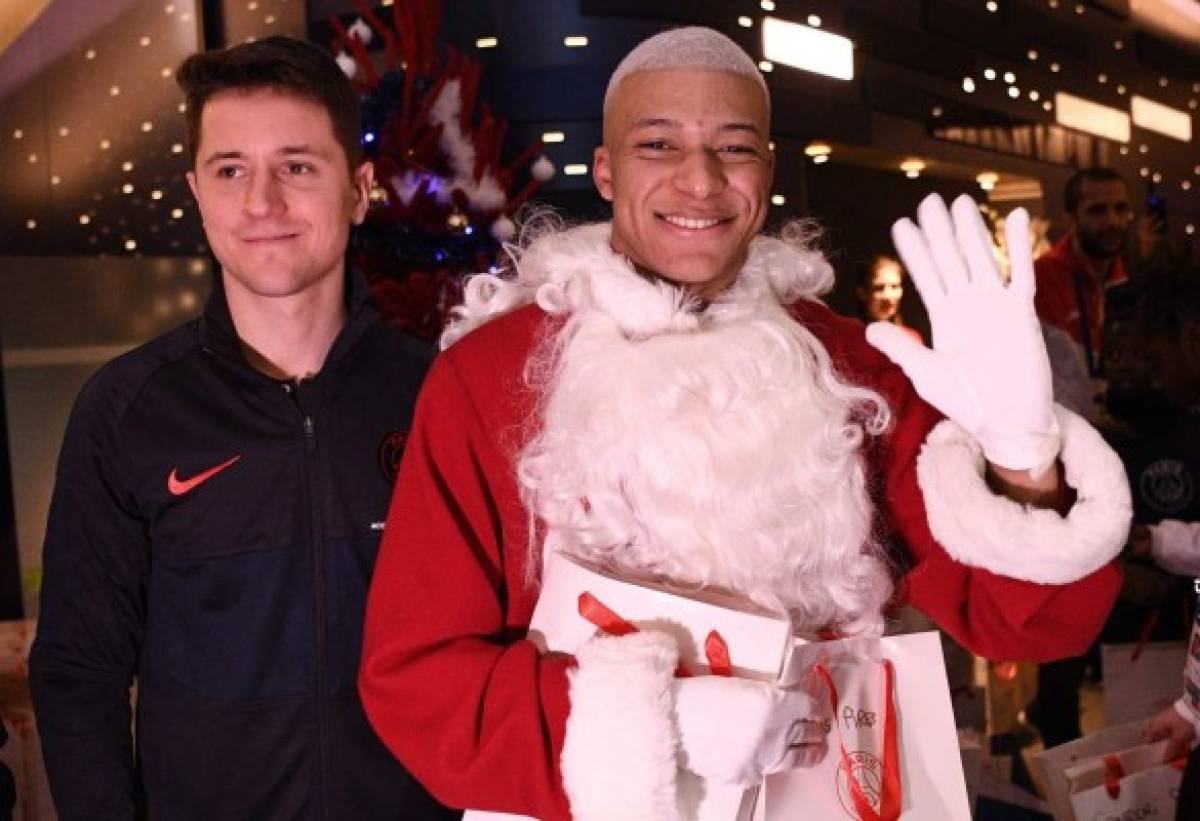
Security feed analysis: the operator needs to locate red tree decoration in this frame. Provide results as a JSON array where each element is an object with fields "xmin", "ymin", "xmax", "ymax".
[{"xmin": 328, "ymin": 0, "xmax": 554, "ymax": 341}]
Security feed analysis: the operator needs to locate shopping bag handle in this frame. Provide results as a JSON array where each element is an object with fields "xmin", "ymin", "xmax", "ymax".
[{"xmin": 813, "ymin": 659, "xmax": 901, "ymax": 821}]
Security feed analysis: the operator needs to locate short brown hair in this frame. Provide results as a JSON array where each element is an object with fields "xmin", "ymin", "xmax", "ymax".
[{"xmin": 176, "ymin": 35, "xmax": 361, "ymax": 170}]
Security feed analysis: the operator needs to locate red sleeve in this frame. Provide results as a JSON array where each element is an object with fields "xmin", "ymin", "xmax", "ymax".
[
  {"xmin": 359, "ymin": 330, "xmax": 574, "ymax": 820},
  {"xmin": 795, "ymin": 300, "xmax": 1121, "ymax": 662}
]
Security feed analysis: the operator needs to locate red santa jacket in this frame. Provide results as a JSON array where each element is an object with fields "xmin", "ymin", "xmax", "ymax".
[{"xmin": 359, "ymin": 297, "xmax": 1123, "ymax": 820}]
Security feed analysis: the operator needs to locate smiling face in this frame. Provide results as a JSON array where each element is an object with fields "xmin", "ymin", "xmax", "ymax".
[
  {"xmin": 186, "ymin": 87, "xmax": 372, "ymax": 306},
  {"xmin": 593, "ymin": 68, "xmax": 773, "ymax": 300}
]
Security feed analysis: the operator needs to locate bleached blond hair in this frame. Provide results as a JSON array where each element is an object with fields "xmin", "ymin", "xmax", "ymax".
[{"xmin": 603, "ymin": 26, "xmax": 768, "ymax": 115}]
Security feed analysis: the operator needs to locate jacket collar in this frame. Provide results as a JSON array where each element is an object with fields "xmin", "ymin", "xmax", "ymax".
[
  {"xmin": 1050, "ymin": 233, "xmax": 1129, "ymax": 287},
  {"xmin": 199, "ymin": 266, "xmax": 378, "ymax": 374}
]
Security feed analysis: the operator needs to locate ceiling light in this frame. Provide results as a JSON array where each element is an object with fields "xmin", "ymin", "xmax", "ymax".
[
  {"xmin": 762, "ymin": 16, "xmax": 854, "ymax": 81},
  {"xmin": 1054, "ymin": 91, "xmax": 1130, "ymax": 142},
  {"xmin": 1131, "ymin": 95, "xmax": 1192, "ymax": 142}
]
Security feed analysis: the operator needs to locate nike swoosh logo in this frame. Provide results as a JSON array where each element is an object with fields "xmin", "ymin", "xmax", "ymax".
[{"xmin": 167, "ymin": 454, "xmax": 241, "ymax": 496}]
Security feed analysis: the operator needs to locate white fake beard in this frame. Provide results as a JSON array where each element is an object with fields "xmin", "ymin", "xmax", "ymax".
[{"xmin": 518, "ymin": 279, "xmax": 895, "ymax": 637}]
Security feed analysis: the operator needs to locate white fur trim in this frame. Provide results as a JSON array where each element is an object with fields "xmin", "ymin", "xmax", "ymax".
[
  {"xmin": 562, "ymin": 631, "xmax": 682, "ymax": 821},
  {"xmin": 917, "ymin": 403, "xmax": 1131, "ymax": 584}
]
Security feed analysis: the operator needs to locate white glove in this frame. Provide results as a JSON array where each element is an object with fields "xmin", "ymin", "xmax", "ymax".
[
  {"xmin": 867, "ymin": 193, "xmax": 1061, "ymax": 475},
  {"xmin": 673, "ymin": 676, "xmax": 827, "ymax": 787}
]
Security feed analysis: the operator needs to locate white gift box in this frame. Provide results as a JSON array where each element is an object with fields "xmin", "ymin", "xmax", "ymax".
[
  {"xmin": 759, "ymin": 632, "xmax": 972, "ymax": 820},
  {"xmin": 466, "ymin": 551, "xmax": 793, "ymax": 821},
  {"xmin": 526, "ymin": 550, "xmax": 794, "ymax": 680},
  {"xmin": 1063, "ymin": 740, "xmax": 1183, "ymax": 821},
  {"xmin": 467, "ymin": 554, "xmax": 967, "ymax": 820},
  {"xmin": 1033, "ymin": 719, "xmax": 1150, "ymax": 821}
]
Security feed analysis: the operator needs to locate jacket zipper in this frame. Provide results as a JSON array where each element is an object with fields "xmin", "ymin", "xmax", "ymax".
[{"xmin": 288, "ymin": 380, "xmax": 331, "ymax": 819}]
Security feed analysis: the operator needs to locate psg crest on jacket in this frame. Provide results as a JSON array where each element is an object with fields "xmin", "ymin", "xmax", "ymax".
[{"xmin": 378, "ymin": 430, "xmax": 410, "ymax": 484}]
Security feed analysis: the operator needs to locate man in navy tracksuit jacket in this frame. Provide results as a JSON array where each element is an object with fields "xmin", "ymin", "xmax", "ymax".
[{"xmin": 29, "ymin": 37, "xmax": 458, "ymax": 820}]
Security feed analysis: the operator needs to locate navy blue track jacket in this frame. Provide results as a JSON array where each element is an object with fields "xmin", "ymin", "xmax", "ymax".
[{"xmin": 30, "ymin": 271, "xmax": 459, "ymax": 821}]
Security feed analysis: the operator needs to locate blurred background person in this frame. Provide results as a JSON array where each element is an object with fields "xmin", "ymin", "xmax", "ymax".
[
  {"xmin": 855, "ymin": 254, "xmax": 922, "ymax": 343},
  {"xmin": 1034, "ymin": 167, "xmax": 1133, "ymax": 425}
]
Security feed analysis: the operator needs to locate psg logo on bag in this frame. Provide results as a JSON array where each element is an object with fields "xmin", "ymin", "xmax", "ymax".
[
  {"xmin": 836, "ymin": 750, "xmax": 884, "ymax": 819},
  {"xmin": 378, "ymin": 430, "xmax": 410, "ymax": 484}
]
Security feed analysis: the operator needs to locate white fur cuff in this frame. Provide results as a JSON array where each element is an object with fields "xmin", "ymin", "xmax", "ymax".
[
  {"xmin": 562, "ymin": 631, "xmax": 682, "ymax": 821},
  {"xmin": 917, "ymin": 403, "xmax": 1131, "ymax": 585}
]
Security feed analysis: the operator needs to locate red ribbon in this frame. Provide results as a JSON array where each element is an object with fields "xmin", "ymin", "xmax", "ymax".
[
  {"xmin": 576, "ymin": 592, "xmax": 731, "ymax": 677},
  {"xmin": 814, "ymin": 660, "xmax": 901, "ymax": 821},
  {"xmin": 704, "ymin": 631, "xmax": 732, "ymax": 677},
  {"xmin": 1103, "ymin": 754, "xmax": 1124, "ymax": 799},
  {"xmin": 577, "ymin": 591, "xmax": 638, "ymax": 637}
]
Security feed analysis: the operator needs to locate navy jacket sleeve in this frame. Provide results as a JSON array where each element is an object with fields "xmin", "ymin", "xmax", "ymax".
[{"xmin": 29, "ymin": 367, "xmax": 149, "ymax": 820}]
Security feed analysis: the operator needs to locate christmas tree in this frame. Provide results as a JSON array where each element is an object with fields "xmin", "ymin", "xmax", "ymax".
[{"xmin": 329, "ymin": 0, "xmax": 554, "ymax": 341}]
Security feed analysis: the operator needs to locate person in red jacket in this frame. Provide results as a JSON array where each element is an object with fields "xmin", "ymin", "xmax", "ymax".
[
  {"xmin": 1033, "ymin": 167, "xmax": 1133, "ymax": 423},
  {"xmin": 360, "ymin": 27, "xmax": 1130, "ymax": 820}
]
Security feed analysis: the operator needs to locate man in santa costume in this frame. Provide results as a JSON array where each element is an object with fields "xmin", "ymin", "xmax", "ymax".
[{"xmin": 360, "ymin": 27, "xmax": 1130, "ymax": 820}]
